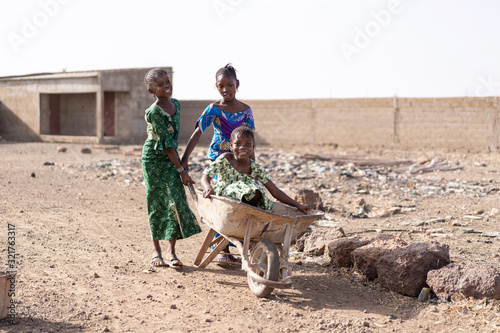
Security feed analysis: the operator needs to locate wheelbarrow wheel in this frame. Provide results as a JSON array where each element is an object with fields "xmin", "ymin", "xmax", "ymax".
[{"xmin": 247, "ymin": 239, "xmax": 280, "ymax": 298}]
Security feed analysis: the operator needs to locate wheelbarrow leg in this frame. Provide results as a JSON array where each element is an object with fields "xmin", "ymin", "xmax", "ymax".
[
  {"xmin": 194, "ymin": 229, "xmax": 230, "ymax": 269},
  {"xmin": 193, "ymin": 228, "xmax": 217, "ymax": 267},
  {"xmin": 279, "ymin": 222, "xmax": 295, "ymax": 282}
]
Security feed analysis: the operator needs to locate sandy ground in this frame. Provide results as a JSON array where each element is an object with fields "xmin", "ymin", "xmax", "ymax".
[{"xmin": 1, "ymin": 142, "xmax": 500, "ymax": 333}]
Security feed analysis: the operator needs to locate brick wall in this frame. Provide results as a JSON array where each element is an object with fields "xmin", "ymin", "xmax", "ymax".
[{"xmin": 178, "ymin": 97, "xmax": 499, "ymax": 153}]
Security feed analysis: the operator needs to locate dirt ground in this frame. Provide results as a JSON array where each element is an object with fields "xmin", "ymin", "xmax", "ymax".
[{"xmin": 1, "ymin": 141, "xmax": 500, "ymax": 333}]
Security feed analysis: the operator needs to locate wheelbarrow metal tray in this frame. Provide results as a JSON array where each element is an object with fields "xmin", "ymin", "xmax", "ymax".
[{"xmin": 197, "ymin": 193, "xmax": 324, "ymax": 243}]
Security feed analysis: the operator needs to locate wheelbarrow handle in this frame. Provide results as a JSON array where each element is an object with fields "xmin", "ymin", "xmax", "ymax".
[{"xmin": 187, "ymin": 182, "xmax": 198, "ymax": 203}]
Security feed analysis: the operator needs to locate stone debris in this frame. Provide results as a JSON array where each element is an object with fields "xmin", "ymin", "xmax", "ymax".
[
  {"xmin": 61, "ymin": 158, "xmax": 144, "ymax": 184},
  {"xmin": 58, "ymin": 149, "xmax": 500, "ymax": 208}
]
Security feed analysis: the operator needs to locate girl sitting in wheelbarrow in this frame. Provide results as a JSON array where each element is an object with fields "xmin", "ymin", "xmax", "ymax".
[{"xmin": 201, "ymin": 126, "xmax": 310, "ymax": 218}]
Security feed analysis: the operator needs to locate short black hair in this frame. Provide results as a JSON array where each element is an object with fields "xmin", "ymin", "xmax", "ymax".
[
  {"xmin": 144, "ymin": 68, "xmax": 170, "ymax": 89},
  {"xmin": 230, "ymin": 126, "xmax": 254, "ymax": 144},
  {"xmin": 215, "ymin": 63, "xmax": 238, "ymax": 81}
]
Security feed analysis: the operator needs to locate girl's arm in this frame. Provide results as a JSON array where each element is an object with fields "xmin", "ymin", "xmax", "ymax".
[
  {"xmin": 264, "ymin": 180, "xmax": 311, "ymax": 214},
  {"xmin": 201, "ymin": 174, "xmax": 215, "ymax": 198},
  {"xmin": 166, "ymin": 147, "xmax": 194, "ymax": 186},
  {"xmin": 181, "ymin": 127, "xmax": 202, "ymax": 171}
]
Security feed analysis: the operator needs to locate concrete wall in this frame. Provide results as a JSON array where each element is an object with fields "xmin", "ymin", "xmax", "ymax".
[
  {"xmin": 99, "ymin": 68, "xmax": 164, "ymax": 144},
  {"xmin": 59, "ymin": 93, "xmax": 96, "ymax": 136},
  {"xmin": 177, "ymin": 97, "xmax": 499, "ymax": 153},
  {"xmin": 178, "ymin": 100, "xmax": 214, "ymax": 146}
]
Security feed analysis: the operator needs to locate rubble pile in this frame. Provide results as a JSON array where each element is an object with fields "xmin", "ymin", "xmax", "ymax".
[{"xmin": 60, "ymin": 158, "xmax": 144, "ymax": 185}]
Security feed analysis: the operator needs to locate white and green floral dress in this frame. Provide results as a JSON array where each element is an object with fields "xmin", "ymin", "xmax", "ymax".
[{"xmin": 203, "ymin": 155, "xmax": 274, "ymax": 211}]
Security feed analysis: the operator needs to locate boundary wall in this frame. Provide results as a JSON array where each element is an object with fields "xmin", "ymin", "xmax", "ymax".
[{"xmin": 179, "ymin": 97, "xmax": 499, "ymax": 153}]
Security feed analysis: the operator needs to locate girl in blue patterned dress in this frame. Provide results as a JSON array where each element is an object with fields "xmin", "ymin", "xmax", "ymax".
[
  {"xmin": 181, "ymin": 65, "xmax": 256, "ymax": 264},
  {"xmin": 201, "ymin": 126, "xmax": 310, "ymax": 214},
  {"xmin": 181, "ymin": 64, "xmax": 255, "ymax": 168}
]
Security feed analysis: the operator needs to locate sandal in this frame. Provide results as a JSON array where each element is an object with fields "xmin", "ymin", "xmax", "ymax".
[
  {"xmin": 167, "ymin": 257, "xmax": 183, "ymax": 269},
  {"xmin": 215, "ymin": 254, "xmax": 241, "ymax": 266},
  {"xmin": 151, "ymin": 255, "xmax": 166, "ymax": 267}
]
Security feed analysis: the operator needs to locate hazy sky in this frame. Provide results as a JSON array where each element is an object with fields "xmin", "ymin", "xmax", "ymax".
[{"xmin": 1, "ymin": 0, "xmax": 499, "ymax": 100}]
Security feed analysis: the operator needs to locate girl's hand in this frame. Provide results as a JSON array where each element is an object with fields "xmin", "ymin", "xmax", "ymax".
[
  {"xmin": 202, "ymin": 188, "xmax": 215, "ymax": 198},
  {"xmin": 180, "ymin": 171, "xmax": 194, "ymax": 186},
  {"xmin": 296, "ymin": 203, "xmax": 311, "ymax": 214}
]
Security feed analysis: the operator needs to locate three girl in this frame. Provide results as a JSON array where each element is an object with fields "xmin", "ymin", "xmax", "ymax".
[
  {"xmin": 142, "ymin": 65, "xmax": 310, "ymax": 268},
  {"xmin": 141, "ymin": 68, "xmax": 201, "ymax": 268}
]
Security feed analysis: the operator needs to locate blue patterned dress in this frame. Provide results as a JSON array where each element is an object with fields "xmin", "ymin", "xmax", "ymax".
[{"xmin": 196, "ymin": 104, "xmax": 255, "ymax": 161}]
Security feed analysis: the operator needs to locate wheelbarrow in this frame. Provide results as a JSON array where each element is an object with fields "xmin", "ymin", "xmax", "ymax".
[{"xmin": 191, "ymin": 189, "xmax": 324, "ymax": 297}]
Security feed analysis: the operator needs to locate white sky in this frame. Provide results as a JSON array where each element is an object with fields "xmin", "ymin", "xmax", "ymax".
[{"xmin": 1, "ymin": 0, "xmax": 500, "ymax": 100}]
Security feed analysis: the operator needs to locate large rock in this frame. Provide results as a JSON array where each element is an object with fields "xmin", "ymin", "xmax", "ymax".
[
  {"xmin": 297, "ymin": 227, "xmax": 345, "ymax": 256},
  {"xmin": 377, "ymin": 241, "xmax": 450, "ymax": 297},
  {"xmin": 292, "ymin": 228, "xmax": 311, "ymax": 252},
  {"xmin": 352, "ymin": 235, "xmax": 407, "ymax": 280},
  {"xmin": 327, "ymin": 238, "xmax": 370, "ymax": 267},
  {"xmin": 294, "ymin": 188, "xmax": 324, "ymax": 210},
  {"xmin": 427, "ymin": 264, "xmax": 500, "ymax": 300}
]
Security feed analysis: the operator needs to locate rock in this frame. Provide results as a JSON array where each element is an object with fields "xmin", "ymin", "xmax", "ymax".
[
  {"xmin": 299, "ymin": 227, "xmax": 345, "ymax": 256},
  {"xmin": 417, "ymin": 156, "xmax": 431, "ymax": 164},
  {"xmin": 352, "ymin": 235, "xmax": 407, "ymax": 280},
  {"xmin": 31, "ymin": 172, "xmax": 36, "ymax": 177},
  {"xmin": 293, "ymin": 228, "xmax": 312, "ymax": 252},
  {"xmin": 427, "ymin": 264, "xmax": 500, "ymax": 300},
  {"xmin": 57, "ymin": 146, "xmax": 67, "ymax": 152},
  {"xmin": 294, "ymin": 188, "xmax": 323, "ymax": 210},
  {"xmin": 81, "ymin": 147, "xmax": 92, "ymax": 154},
  {"xmin": 376, "ymin": 241, "xmax": 450, "ymax": 296},
  {"xmin": 327, "ymin": 238, "xmax": 370, "ymax": 267}
]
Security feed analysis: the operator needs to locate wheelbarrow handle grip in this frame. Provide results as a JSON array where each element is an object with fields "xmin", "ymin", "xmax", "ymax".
[{"xmin": 187, "ymin": 182, "xmax": 198, "ymax": 203}]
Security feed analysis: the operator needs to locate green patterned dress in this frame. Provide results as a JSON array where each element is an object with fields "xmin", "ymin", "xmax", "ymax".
[
  {"xmin": 141, "ymin": 99, "xmax": 201, "ymax": 241},
  {"xmin": 203, "ymin": 155, "xmax": 274, "ymax": 211}
]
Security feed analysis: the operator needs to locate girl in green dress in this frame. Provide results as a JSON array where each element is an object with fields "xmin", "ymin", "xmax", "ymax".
[{"xmin": 142, "ymin": 68, "xmax": 201, "ymax": 268}]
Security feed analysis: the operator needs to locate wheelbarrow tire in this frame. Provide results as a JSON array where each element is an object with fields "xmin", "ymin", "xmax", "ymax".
[{"xmin": 247, "ymin": 239, "xmax": 280, "ymax": 298}]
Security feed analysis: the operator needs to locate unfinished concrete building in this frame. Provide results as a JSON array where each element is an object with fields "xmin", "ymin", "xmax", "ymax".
[{"xmin": 0, "ymin": 67, "xmax": 170, "ymax": 144}]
